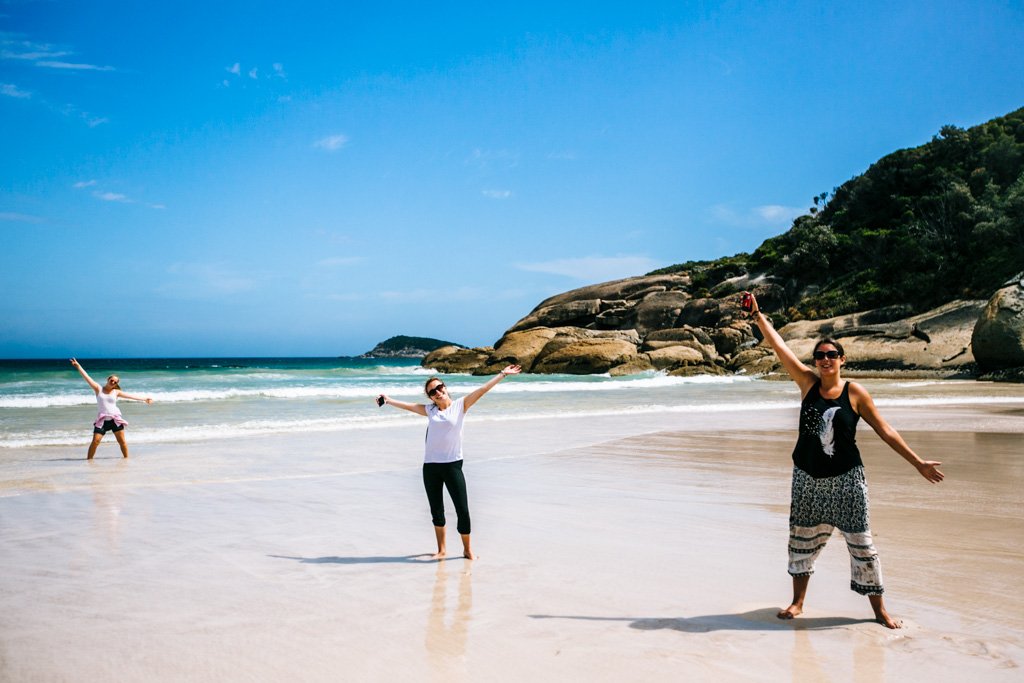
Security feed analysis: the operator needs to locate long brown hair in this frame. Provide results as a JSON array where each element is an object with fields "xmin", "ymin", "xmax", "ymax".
[
  {"xmin": 106, "ymin": 375, "xmax": 122, "ymax": 390},
  {"xmin": 424, "ymin": 376, "xmax": 442, "ymax": 396}
]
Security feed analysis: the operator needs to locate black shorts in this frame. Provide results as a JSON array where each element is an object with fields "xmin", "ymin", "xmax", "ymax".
[{"xmin": 93, "ymin": 420, "xmax": 125, "ymax": 435}]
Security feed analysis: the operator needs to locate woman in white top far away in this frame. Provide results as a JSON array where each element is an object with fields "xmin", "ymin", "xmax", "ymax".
[
  {"xmin": 71, "ymin": 358, "xmax": 153, "ymax": 459},
  {"xmin": 377, "ymin": 365, "xmax": 521, "ymax": 560}
]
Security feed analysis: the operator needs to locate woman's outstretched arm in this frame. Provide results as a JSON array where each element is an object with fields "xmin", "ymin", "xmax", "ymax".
[
  {"xmin": 118, "ymin": 392, "xmax": 154, "ymax": 404},
  {"xmin": 848, "ymin": 382, "xmax": 944, "ymax": 483},
  {"xmin": 464, "ymin": 365, "xmax": 521, "ymax": 412},
  {"xmin": 70, "ymin": 358, "xmax": 101, "ymax": 393},
  {"xmin": 745, "ymin": 294, "xmax": 817, "ymax": 396},
  {"xmin": 377, "ymin": 395, "xmax": 428, "ymax": 416}
]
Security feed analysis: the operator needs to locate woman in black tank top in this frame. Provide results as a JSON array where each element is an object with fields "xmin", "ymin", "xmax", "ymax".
[{"xmin": 744, "ymin": 292, "xmax": 944, "ymax": 629}]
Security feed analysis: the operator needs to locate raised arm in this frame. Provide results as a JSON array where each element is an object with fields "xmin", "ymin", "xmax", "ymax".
[
  {"xmin": 745, "ymin": 293, "xmax": 818, "ymax": 395},
  {"xmin": 464, "ymin": 365, "xmax": 521, "ymax": 412},
  {"xmin": 848, "ymin": 382, "xmax": 944, "ymax": 483},
  {"xmin": 118, "ymin": 392, "xmax": 153, "ymax": 404},
  {"xmin": 377, "ymin": 394, "xmax": 428, "ymax": 416},
  {"xmin": 70, "ymin": 358, "xmax": 101, "ymax": 393}
]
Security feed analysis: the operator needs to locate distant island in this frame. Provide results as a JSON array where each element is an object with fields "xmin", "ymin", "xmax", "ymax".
[
  {"xmin": 360, "ymin": 335, "xmax": 464, "ymax": 359},
  {"xmin": 421, "ymin": 106, "xmax": 1024, "ymax": 380}
]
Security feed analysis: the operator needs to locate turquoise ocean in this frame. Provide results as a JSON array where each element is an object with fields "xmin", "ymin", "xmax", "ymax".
[{"xmin": 2, "ymin": 357, "xmax": 1022, "ymax": 451}]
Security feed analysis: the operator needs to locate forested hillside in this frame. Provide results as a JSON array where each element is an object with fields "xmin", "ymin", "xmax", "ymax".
[{"xmin": 653, "ymin": 107, "xmax": 1024, "ymax": 322}]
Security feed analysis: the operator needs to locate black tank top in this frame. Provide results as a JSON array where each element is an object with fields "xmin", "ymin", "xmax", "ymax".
[{"xmin": 791, "ymin": 380, "xmax": 863, "ymax": 478}]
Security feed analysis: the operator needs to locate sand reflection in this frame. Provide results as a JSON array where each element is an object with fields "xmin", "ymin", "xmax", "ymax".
[
  {"xmin": 426, "ymin": 560, "xmax": 473, "ymax": 680},
  {"xmin": 790, "ymin": 627, "xmax": 885, "ymax": 682},
  {"xmin": 88, "ymin": 459, "xmax": 128, "ymax": 551}
]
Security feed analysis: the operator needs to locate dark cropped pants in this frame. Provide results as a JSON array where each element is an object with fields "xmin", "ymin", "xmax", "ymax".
[{"xmin": 422, "ymin": 460, "xmax": 471, "ymax": 535}]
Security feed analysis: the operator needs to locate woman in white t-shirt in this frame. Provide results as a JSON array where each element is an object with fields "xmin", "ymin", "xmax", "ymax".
[
  {"xmin": 71, "ymin": 358, "xmax": 153, "ymax": 459},
  {"xmin": 377, "ymin": 365, "xmax": 521, "ymax": 560}
]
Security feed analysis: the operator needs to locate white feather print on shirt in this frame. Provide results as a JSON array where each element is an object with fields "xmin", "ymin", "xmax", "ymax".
[{"xmin": 819, "ymin": 407, "xmax": 841, "ymax": 457}]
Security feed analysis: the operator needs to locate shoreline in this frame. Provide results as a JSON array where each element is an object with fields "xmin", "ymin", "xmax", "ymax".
[{"xmin": 0, "ymin": 398, "xmax": 1022, "ymax": 680}]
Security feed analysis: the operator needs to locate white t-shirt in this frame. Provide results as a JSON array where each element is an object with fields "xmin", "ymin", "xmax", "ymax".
[
  {"xmin": 423, "ymin": 397, "xmax": 467, "ymax": 464},
  {"xmin": 96, "ymin": 389, "xmax": 122, "ymax": 419}
]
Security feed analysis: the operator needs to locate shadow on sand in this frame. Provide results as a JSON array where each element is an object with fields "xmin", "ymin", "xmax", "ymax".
[
  {"xmin": 530, "ymin": 607, "xmax": 873, "ymax": 633},
  {"xmin": 43, "ymin": 457, "xmax": 120, "ymax": 462},
  {"xmin": 269, "ymin": 553, "xmax": 440, "ymax": 565}
]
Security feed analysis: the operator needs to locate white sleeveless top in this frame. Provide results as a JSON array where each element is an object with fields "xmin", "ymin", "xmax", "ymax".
[
  {"xmin": 423, "ymin": 397, "xmax": 466, "ymax": 464},
  {"xmin": 96, "ymin": 389, "xmax": 122, "ymax": 418}
]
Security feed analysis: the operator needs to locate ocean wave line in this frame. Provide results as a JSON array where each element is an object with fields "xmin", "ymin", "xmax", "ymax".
[
  {"xmin": 5, "ymin": 390, "xmax": 1024, "ymax": 449},
  {"xmin": 0, "ymin": 373, "xmax": 759, "ymax": 408}
]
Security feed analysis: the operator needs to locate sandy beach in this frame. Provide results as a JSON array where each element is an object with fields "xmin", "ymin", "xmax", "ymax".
[{"xmin": 1, "ymin": 397, "xmax": 1022, "ymax": 682}]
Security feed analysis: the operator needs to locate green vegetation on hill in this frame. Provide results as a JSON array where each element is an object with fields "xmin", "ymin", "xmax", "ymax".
[{"xmin": 652, "ymin": 107, "xmax": 1024, "ymax": 321}]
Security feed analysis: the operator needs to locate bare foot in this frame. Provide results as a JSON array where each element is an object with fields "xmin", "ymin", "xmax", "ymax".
[
  {"xmin": 874, "ymin": 608, "xmax": 902, "ymax": 629},
  {"xmin": 431, "ymin": 550, "xmax": 446, "ymax": 561},
  {"xmin": 463, "ymin": 551, "xmax": 477, "ymax": 560},
  {"xmin": 777, "ymin": 604, "xmax": 803, "ymax": 620},
  {"xmin": 869, "ymin": 595, "xmax": 902, "ymax": 629}
]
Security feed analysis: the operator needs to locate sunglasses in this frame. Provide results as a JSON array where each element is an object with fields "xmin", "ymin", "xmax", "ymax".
[
  {"xmin": 427, "ymin": 383, "xmax": 446, "ymax": 397},
  {"xmin": 813, "ymin": 350, "xmax": 841, "ymax": 361}
]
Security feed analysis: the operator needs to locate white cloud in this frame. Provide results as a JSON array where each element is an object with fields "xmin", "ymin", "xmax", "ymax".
[
  {"xmin": 482, "ymin": 189, "xmax": 512, "ymax": 199},
  {"xmin": 0, "ymin": 37, "xmax": 70, "ymax": 61},
  {"xmin": 2, "ymin": 36, "xmax": 114, "ymax": 72},
  {"xmin": 2, "ymin": 49, "xmax": 69, "ymax": 60},
  {"xmin": 467, "ymin": 148, "xmax": 519, "ymax": 169},
  {"xmin": 248, "ymin": 67, "xmax": 258, "ymax": 79},
  {"xmin": 77, "ymin": 182, "xmax": 161, "ymax": 207},
  {"xmin": 273, "ymin": 63, "xmax": 286, "ymax": 78},
  {"xmin": 756, "ymin": 204, "xmax": 805, "ymax": 222},
  {"xmin": 226, "ymin": 62, "xmax": 241, "ymax": 75},
  {"xmin": 318, "ymin": 256, "xmax": 364, "ymax": 267},
  {"xmin": 377, "ymin": 287, "xmax": 484, "ymax": 303},
  {"xmin": 36, "ymin": 61, "xmax": 114, "ymax": 71},
  {"xmin": 318, "ymin": 286, "xmax": 486, "ymax": 304},
  {"xmin": 314, "ymin": 134, "xmax": 349, "ymax": 151},
  {"xmin": 58, "ymin": 103, "xmax": 109, "ymax": 127},
  {"xmin": 160, "ymin": 262, "xmax": 258, "ymax": 299},
  {"xmin": 1, "ymin": 83, "xmax": 30, "ymax": 98},
  {"xmin": 709, "ymin": 203, "xmax": 807, "ymax": 228},
  {"xmin": 94, "ymin": 191, "xmax": 129, "ymax": 203},
  {"xmin": 515, "ymin": 255, "xmax": 660, "ymax": 281},
  {"xmin": 0, "ymin": 212, "xmax": 43, "ymax": 223}
]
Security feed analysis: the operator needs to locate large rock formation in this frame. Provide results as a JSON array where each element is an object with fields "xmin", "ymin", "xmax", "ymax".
[
  {"xmin": 507, "ymin": 274, "xmax": 692, "ymax": 333},
  {"xmin": 420, "ymin": 346, "xmax": 492, "ymax": 374},
  {"xmin": 768, "ymin": 300, "xmax": 985, "ymax": 376},
  {"xmin": 972, "ymin": 273, "xmax": 1024, "ymax": 372},
  {"xmin": 420, "ymin": 271, "xmax": 991, "ymax": 379}
]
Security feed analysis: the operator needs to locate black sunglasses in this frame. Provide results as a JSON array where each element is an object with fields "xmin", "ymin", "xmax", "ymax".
[
  {"xmin": 813, "ymin": 350, "xmax": 841, "ymax": 361},
  {"xmin": 427, "ymin": 383, "xmax": 446, "ymax": 397}
]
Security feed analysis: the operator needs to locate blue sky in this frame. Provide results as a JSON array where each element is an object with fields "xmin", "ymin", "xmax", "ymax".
[{"xmin": 2, "ymin": 1, "xmax": 1023, "ymax": 357}]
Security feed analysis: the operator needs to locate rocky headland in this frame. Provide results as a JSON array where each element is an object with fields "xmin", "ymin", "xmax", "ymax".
[{"xmin": 360, "ymin": 335, "xmax": 462, "ymax": 359}]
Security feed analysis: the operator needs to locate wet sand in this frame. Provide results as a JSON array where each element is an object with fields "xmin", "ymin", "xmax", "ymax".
[{"xmin": 0, "ymin": 401, "xmax": 1022, "ymax": 681}]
